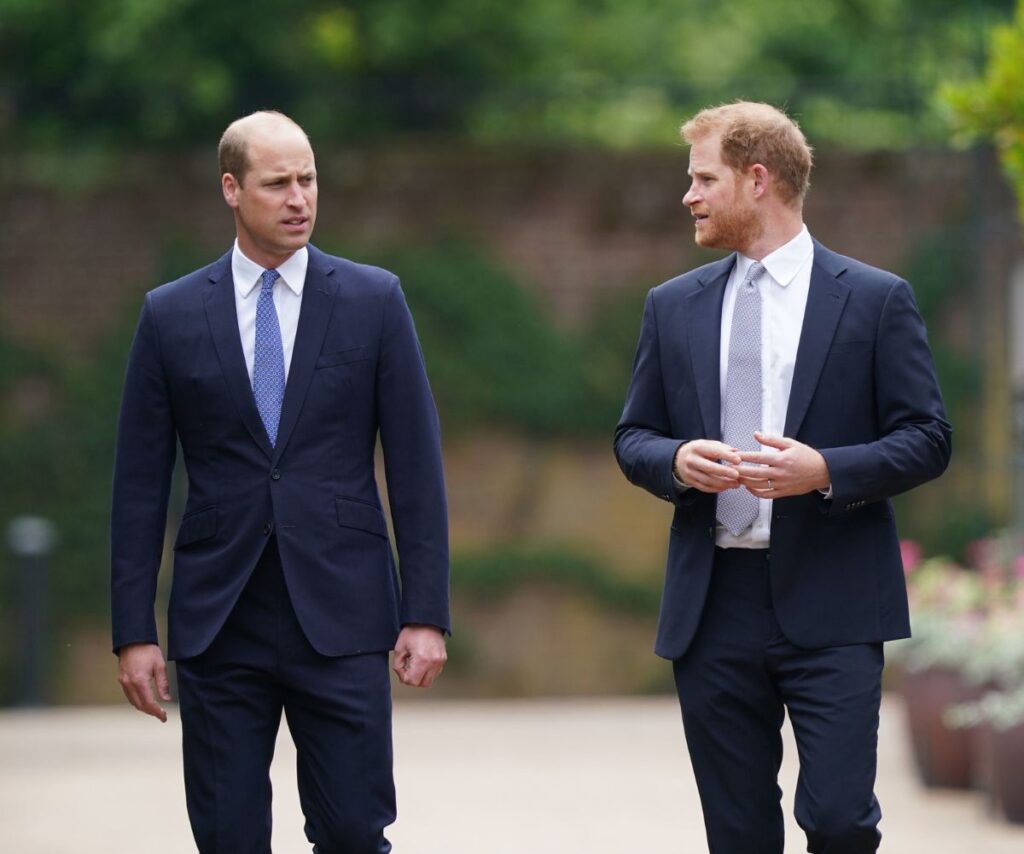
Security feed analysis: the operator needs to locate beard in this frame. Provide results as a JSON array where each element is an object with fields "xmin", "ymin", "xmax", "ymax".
[{"xmin": 694, "ymin": 197, "xmax": 762, "ymax": 253}]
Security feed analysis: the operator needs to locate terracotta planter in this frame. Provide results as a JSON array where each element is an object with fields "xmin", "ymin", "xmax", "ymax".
[
  {"xmin": 971, "ymin": 721, "xmax": 996, "ymax": 808},
  {"xmin": 991, "ymin": 721, "xmax": 1024, "ymax": 823},
  {"xmin": 901, "ymin": 667, "xmax": 978, "ymax": 788}
]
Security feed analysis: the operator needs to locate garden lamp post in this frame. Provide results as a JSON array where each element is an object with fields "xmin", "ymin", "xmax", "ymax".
[{"xmin": 7, "ymin": 515, "xmax": 56, "ymax": 706}]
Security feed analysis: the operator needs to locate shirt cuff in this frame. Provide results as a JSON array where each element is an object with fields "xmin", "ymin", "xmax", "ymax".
[{"xmin": 818, "ymin": 485, "xmax": 833, "ymax": 500}]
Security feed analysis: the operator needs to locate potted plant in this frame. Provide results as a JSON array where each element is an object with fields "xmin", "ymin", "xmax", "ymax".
[
  {"xmin": 946, "ymin": 558, "xmax": 1024, "ymax": 822},
  {"xmin": 987, "ymin": 687, "xmax": 1024, "ymax": 823},
  {"xmin": 889, "ymin": 553, "xmax": 986, "ymax": 788}
]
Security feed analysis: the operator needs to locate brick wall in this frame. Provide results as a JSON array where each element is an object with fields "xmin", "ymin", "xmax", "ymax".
[{"xmin": 2, "ymin": 144, "xmax": 1016, "ymax": 354}]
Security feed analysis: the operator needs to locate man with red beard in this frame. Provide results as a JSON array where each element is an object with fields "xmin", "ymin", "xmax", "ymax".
[{"xmin": 614, "ymin": 102, "xmax": 950, "ymax": 852}]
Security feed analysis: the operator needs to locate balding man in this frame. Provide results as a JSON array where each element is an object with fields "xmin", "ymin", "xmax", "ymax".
[
  {"xmin": 111, "ymin": 111, "xmax": 449, "ymax": 853},
  {"xmin": 615, "ymin": 102, "xmax": 950, "ymax": 852}
]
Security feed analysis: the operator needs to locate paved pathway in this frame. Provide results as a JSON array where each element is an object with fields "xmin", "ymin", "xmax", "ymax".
[{"xmin": 1, "ymin": 695, "xmax": 1022, "ymax": 853}]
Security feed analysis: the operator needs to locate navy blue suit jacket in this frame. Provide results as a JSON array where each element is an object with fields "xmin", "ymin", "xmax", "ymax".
[
  {"xmin": 111, "ymin": 245, "xmax": 449, "ymax": 661},
  {"xmin": 614, "ymin": 241, "xmax": 951, "ymax": 660}
]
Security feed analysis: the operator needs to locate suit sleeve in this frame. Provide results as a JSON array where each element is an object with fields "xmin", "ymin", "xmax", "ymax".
[
  {"xmin": 376, "ymin": 277, "xmax": 451, "ymax": 633},
  {"xmin": 613, "ymin": 290, "xmax": 693, "ymax": 509},
  {"xmin": 110, "ymin": 296, "xmax": 177, "ymax": 652},
  {"xmin": 819, "ymin": 278, "xmax": 952, "ymax": 514}
]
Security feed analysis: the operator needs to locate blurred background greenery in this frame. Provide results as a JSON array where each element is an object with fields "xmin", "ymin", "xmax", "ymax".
[
  {"xmin": 0, "ymin": 0, "xmax": 1015, "ymax": 150},
  {"xmin": 1, "ymin": 0, "xmax": 1023, "ymax": 704}
]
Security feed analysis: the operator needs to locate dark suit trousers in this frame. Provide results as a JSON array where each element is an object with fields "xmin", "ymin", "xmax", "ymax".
[
  {"xmin": 176, "ymin": 539, "xmax": 396, "ymax": 854},
  {"xmin": 673, "ymin": 548, "xmax": 883, "ymax": 854}
]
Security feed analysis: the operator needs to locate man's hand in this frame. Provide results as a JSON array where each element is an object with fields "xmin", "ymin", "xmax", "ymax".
[
  {"xmin": 117, "ymin": 643, "xmax": 171, "ymax": 722},
  {"xmin": 393, "ymin": 625, "xmax": 447, "ymax": 688},
  {"xmin": 736, "ymin": 432, "xmax": 831, "ymax": 498},
  {"xmin": 674, "ymin": 440, "xmax": 743, "ymax": 494}
]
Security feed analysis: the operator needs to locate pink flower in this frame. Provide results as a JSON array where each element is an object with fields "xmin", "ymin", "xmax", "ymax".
[{"xmin": 900, "ymin": 540, "xmax": 923, "ymax": 575}]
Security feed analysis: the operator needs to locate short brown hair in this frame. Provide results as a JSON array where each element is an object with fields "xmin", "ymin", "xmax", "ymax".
[
  {"xmin": 681, "ymin": 102, "xmax": 813, "ymax": 204},
  {"xmin": 217, "ymin": 110, "xmax": 307, "ymax": 186}
]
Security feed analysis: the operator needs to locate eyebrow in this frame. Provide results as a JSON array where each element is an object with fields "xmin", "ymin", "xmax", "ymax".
[{"xmin": 261, "ymin": 169, "xmax": 316, "ymax": 182}]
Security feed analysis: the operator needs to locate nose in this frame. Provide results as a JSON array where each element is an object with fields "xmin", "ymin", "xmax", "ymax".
[
  {"xmin": 286, "ymin": 180, "xmax": 305, "ymax": 207},
  {"xmin": 682, "ymin": 182, "xmax": 699, "ymax": 208}
]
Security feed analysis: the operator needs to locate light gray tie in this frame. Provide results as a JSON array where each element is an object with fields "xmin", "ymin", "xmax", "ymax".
[{"xmin": 717, "ymin": 261, "xmax": 765, "ymax": 536}]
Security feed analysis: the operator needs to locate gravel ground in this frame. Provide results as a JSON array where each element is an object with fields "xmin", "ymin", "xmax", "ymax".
[{"xmin": 1, "ymin": 694, "xmax": 1022, "ymax": 853}]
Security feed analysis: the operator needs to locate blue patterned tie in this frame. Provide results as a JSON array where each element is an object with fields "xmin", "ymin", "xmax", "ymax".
[
  {"xmin": 717, "ymin": 261, "xmax": 765, "ymax": 536},
  {"xmin": 253, "ymin": 269, "xmax": 285, "ymax": 447}
]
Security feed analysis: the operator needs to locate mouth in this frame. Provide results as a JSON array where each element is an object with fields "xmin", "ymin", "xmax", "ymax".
[
  {"xmin": 281, "ymin": 216, "xmax": 309, "ymax": 232},
  {"xmin": 693, "ymin": 212, "xmax": 709, "ymax": 226}
]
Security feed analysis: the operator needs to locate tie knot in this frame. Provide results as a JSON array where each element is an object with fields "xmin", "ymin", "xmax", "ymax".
[
  {"xmin": 261, "ymin": 269, "xmax": 280, "ymax": 292},
  {"xmin": 744, "ymin": 262, "xmax": 765, "ymax": 288}
]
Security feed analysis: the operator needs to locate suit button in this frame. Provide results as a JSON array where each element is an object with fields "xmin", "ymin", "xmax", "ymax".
[
  {"xmin": 270, "ymin": 468, "xmax": 281, "ymax": 481},
  {"xmin": 262, "ymin": 523, "xmax": 273, "ymax": 536}
]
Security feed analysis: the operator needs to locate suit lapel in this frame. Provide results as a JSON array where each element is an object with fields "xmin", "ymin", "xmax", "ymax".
[
  {"xmin": 685, "ymin": 256, "xmax": 734, "ymax": 441},
  {"xmin": 204, "ymin": 253, "xmax": 274, "ymax": 459},
  {"xmin": 784, "ymin": 245, "xmax": 850, "ymax": 437},
  {"xmin": 272, "ymin": 246, "xmax": 338, "ymax": 463}
]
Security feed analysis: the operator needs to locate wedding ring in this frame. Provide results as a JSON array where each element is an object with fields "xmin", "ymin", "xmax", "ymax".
[{"xmin": 768, "ymin": 480, "xmax": 773, "ymax": 490}]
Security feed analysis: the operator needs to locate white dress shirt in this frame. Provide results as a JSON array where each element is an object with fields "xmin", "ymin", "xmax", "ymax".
[
  {"xmin": 231, "ymin": 241, "xmax": 307, "ymax": 383},
  {"xmin": 716, "ymin": 226, "xmax": 814, "ymax": 548}
]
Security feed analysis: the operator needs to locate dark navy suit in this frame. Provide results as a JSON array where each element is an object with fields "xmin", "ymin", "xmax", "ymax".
[
  {"xmin": 614, "ymin": 241, "xmax": 950, "ymax": 852},
  {"xmin": 111, "ymin": 244, "xmax": 449, "ymax": 852}
]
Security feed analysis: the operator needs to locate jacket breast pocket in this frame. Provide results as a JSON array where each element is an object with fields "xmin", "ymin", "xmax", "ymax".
[
  {"xmin": 821, "ymin": 339, "xmax": 873, "ymax": 384},
  {"xmin": 174, "ymin": 506, "xmax": 217, "ymax": 549},
  {"xmin": 316, "ymin": 346, "xmax": 368, "ymax": 370}
]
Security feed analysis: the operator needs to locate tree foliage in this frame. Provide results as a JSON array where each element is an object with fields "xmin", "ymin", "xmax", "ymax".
[
  {"xmin": 0, "ymin": 0, "xmax": 1014, "ymax": 151},
  {"xmin": 942, "ymin": 0, "xmax": 1024, "ymax": 217}
]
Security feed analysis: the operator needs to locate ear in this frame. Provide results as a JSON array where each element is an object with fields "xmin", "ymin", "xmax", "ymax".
[
  {"xmin": 749, "ymin": 164, "xmax": 769, "ymax": 199},
  {"xmin": 222, "ymin": 173, "xmax": 240, "ymax": 209}
]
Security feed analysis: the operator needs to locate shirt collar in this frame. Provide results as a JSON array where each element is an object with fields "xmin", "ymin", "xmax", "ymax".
[
  {"xmin": 735, "ymin": 225, "xmax": 812, "ymax": 288},
  {"xmin": 232, "ymin": 240, "xmax": 308, "ymax": 298}
]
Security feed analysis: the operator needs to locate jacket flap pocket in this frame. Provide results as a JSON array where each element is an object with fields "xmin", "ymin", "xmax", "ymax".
[
  {"xmin": 316, "ymin": 346, "xmax": 367, "ymax": 369},
  {"xmin": 335, "ymin": 497, "xmax": 388, "ymax": 538},
  {"xmin": 174, "ymin": 506, "xmax": 217, "ymax": 549}
]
